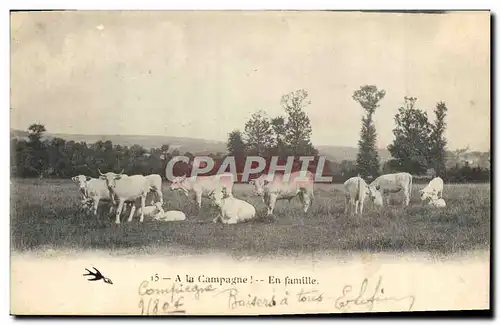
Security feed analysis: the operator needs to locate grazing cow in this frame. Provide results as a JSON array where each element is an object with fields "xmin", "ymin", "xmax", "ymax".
[
  {"xmin": 169, "ymin": 172, "xmax": 235, "ymax": 209},
  {"xmin": 145, "ymin": 174, "xmax": 164, "ymax": 204},
  {"xmin": 343, "ymin": 176, "xmax": 384, "ymax": 215},
  {"xmin": 249, "ymin": 171, "xmax": 314, "ymax": 216},
  {"xmin": 209, "ymin": 188, "xmax": 257, "ymax": 224},
  {"xmin": 420, "ymin": 177, "xmax": 444, "ymax": 203},
  {"xmin": 98, "ymin": 169, "xmax": 150, "ymax": 224},
  {"xmin": 370, "ymin": 172, "xmax": 413, "ymax": 206},
  {"xmin": 155, "ymin": 210, "xmax": 187, "ymax": 222},
  {"xmin": 71, "ymin": 175, "xmax": 115, "ymax": 216}
]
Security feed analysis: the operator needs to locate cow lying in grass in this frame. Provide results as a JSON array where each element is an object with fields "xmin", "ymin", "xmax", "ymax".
[
  {"xmin": 125, "ymin": 202, "xmax": 187, "ymax": 221},
  {"xmin": 209, "ymin": 188, "xmax": 257, "ymax": 224}
]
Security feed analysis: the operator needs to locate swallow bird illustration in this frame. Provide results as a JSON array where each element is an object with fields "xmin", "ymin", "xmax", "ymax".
[{"xmin": 83, "ymin": 267, "xmax": 113, "ymax": 284}]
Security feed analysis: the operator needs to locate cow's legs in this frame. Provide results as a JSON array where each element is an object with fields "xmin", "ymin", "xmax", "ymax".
[
  {"xmin": 128, "ymin": 203, "xmax": 136, "ymax": 222},
  {"xmin": 359, "ymin": 199, "xmax": 364, "ymax": 215},
  {"xmin": 349, "ymin": 199, "xmax": 356, "ymax": 216},
  {"xmin": 195, "ymin": 193, "xmax": 202, "ymax": 212},
  {"xmin": 226, "ymin": 218, "xmax": 238, "ymax": 225},
  {"xmin": 92, "ymin": 198, "xmax": 99, "ymax": 217},
  {"xmin": 355, "ymin": 200, "xmax": 360, "ymax": 215},
  {"xmin": 301, "ymin": 194, "xmax": 311, "ymax": 213},
  {"xmin": 267, "ymin": 194, "xmax": 277, "ymax": 215},
  {"xmin": 115, "ymin": 200, "xmax": 125, "ymax": 224},
  {"xmin": 344, "ymin": 196, "xmax": 349, "ymax": 214},
  {"xmin": 213, "ymin": 211, "xmax": 223, "ymax": 224},
  {"xmin": 155, "ymin": 187, "xmax": 164, "ymax": 205},
  {"xmin": 139, "ymin": 195, "xmax": 146, "ymax": 222},
  {"xmin": 403, "ymin": 190, "xmax": 410, "ymax": 206}
]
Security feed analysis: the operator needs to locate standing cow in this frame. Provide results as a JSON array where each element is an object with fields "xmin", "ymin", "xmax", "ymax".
[
  {"xmin": 370, "ymin": 172, "xmax": 413, "ymax": 206},
  {"xmin": 145, "ymin": 174, "xmax": 164, "ymax": 205},
  {"xmin": 249, "ymin": 171, "xmax": 315, "ymax": 216},
  {"xmin": 343, "ymin": 176, "xmax": 383, "ymax": 215},
  {"xmin": 71, "ymin": 175, "xmax": 115, "ymax": 216},
  {"xmin": 169, "ymin": 172, "xmax": 235, "ymax": 209},
  {"xmin": 98, "ymin": 169, "xmax": 151, "ymax": 224}
]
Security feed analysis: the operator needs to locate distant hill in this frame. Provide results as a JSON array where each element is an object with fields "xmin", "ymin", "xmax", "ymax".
[
  {"xmin": 10, "ymin": 129, "xmax": 490, "ymax": 167},
  {"xmin": 10, "ymin": 129, "xmax": 391, "ymax": 163},
  {"xmin": 315, "ymin": 145, "xmax": 392, "ymax": 163},
  {"xmin": 10, "ymin": 129, "xmax": 228, "ymax": 156}
]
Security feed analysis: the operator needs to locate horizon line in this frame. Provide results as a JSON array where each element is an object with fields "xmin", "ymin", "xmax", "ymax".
[{"xmin": 9, "ymin": 127, "xmax": 489, "ymax": 153}]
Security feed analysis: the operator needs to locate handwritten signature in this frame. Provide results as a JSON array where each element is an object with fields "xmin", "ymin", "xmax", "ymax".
[{"xmin": 335, "ymin": 276, "xmax": 415, "ymax": 311}]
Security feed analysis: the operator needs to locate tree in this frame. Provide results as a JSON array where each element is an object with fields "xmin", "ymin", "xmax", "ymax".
[
  {"xmin": 227, "ymin": 130, "xmax": 247, "ymax": 173},
  {"xmin": 429, "ymin": 101, "xmax": 448, "ymax": 177},
  {"xmin": 280, "ymin": 89, "xmax": 318, "ymax": 156},
  {"xmin": 270, "ymin": 116, "xmax": 287, "ymax": 158},
  {"xmin": 227, "ymin": 130, "xmax": 246, "ymax": 157},
  {"xmin": 27, "ymin": 123, "xmax": 48, "ymax": 177},
  {"xmin": 353, "ymin": 85, "xmax": 386, "ymax": 178},
  {"xmin": 28, "ymin": 124, "xmax": 46, "ymax": 143},
  {"xmin": 243, "ymin": 110, "xmax": 275, "ymax": 156},
  {"xmin": 387, "ymin": 97, "xmax": 433, "ymax": 175}
]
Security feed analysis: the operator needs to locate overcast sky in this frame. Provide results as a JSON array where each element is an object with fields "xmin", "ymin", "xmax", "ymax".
[{"xmin": 10, "ymin": 11, "xmax": 490, "ymax": 151}]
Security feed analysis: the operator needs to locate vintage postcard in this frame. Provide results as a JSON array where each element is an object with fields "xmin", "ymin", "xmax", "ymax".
[{"xmin": 10, "ymin": 10, "xmax": 491, "ymax": 316}]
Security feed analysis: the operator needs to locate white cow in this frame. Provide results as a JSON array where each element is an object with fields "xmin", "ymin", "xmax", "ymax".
[
  {"xmin": 209, "ymin": 188, "xmax": 257, "ymax": 224},
  {"xmin": 169, "ymin": 172, "xmax": 235, "ymax": 209},
  {"xmin": 145, "ymin": 174, "xmax": 164, "ymax": 204},
  {"xmin": 98, "ymin": 170, "xmax": 151, "ymax": 224},
  {"xmin": 420, "ymin": 177, "xmax": 444, "ymax": 203},
  {"xmin": 249, "ymin": 171, "xmax": 315, "ymax": 216},
  {"xmin": 71, "ymin": 175, "xmax": 93, "ymax": 200},
  {"xmin": 155, "ymin": 210, "xmax": 187, "ymax": 222},
  {"xmin": 370, "ymin": 172, "xmax": 413, "ymax": 206},
  {"xmin": 126, "ymin": 201, "xmax": 165, "ymax": 220},
  {"xmin": 343, "ymin": 176, "xmax": 384, "ymax": 215},
  {"xmin": 428, "ymin": 196, "xmax": 446, "ymax": 208},
  {"xmin": 71, "ymin": 175, "xmax": 115, "ymax": 216}
]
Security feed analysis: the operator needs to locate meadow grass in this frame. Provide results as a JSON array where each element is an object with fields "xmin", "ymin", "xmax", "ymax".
[{"xmin": 10, "ymin": 179, "xmax": 491, "ymax": 257}]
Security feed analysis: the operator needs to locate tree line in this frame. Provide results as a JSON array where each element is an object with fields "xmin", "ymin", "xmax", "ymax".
[{"xmin": 10, "ymin": 88, "xmax": 490, "ymax": 183}]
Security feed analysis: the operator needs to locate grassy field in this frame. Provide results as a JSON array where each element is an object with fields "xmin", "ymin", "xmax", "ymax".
[{"xmin": 10, "ymin": 178, "xmax": 491, "ymax": 257}]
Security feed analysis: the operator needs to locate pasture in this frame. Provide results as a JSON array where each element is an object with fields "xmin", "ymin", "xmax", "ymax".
[{"xmin": 10, "ymin": 178, "xmax": 491, "ymax": 257}]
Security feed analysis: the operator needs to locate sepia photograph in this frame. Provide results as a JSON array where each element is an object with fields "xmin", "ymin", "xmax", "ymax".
[{"xmin": 9, "ymin": 9, "xmax": 491, "ymax": 316}]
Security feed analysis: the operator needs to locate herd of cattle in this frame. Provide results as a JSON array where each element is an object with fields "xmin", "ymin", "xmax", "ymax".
[{"xmin": 71, "ymin": 170, "xmax": 446, "ymax": 225}]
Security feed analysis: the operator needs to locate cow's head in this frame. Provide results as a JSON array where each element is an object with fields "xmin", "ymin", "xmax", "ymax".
[
  {"xmin": 169, "ymin": 176, "xmax": 190, "ymax": 196},
  {"xmin": 249, "ymin": 176, "xmax": 267, "ymax": 196},
  {"xmin": 209, "ymin": 187, "xmax": 229, "ymax": 208},
  {"xmin": 367, "ymin": 185, "xmax": 384, "ymax": 206},
  {"xmin": 98, "ymin": 169, "xmax": 125, "ymax": 190},
  {"xmin": 153, "ymin": 201, "xmax": 165, "ymax": 213},
  {"xmin": 71, "ymin": 175, "xmax": 92, "ymax": 192}
]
